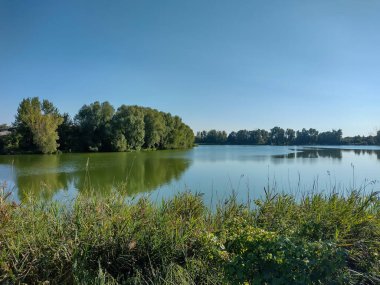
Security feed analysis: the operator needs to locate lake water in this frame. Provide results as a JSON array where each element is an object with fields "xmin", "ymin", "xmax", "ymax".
[{"xmin": 1, "ymin": 145, "xmax": 380, "ymax": 204}]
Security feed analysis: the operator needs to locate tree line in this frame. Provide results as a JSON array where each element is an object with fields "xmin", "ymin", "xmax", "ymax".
[
  {"xmin": 0, "ymin": 98, "xmax": 194, "ymax": 154},
  {"xmin": 195, "ymin": 128, "xmax": 380, "ymax": 146}
]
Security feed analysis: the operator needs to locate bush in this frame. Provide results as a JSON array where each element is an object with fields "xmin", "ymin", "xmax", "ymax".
[
  {"xmin": 0, "ymin": 189, "xmax": 379, "ymax": 284},
  {"xmin": 222, "ymin": 226, "xmax": 347, "ymax": 284}
]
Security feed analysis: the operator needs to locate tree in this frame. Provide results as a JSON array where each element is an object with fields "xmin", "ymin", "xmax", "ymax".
[
  {"xmin": 260, "ymin": 129, "xmax": 270, "ymax": 144},
  {"xmin": 74, "ymin": 101, "xmax": 115, "ymax": 151},
  {"xmin": 217, "ymin": 131, "xmax": 228, "ymax": 143},
  {"xmin": 160, "ymin": 113, "xmax": 174, "ymax": 149},
  {"xmin": 236, "ymin": 130, "xmax": 250, "ymax": 144},
  {"xmin": 206, "ymin": 130, "xmax": 218, "ymax": 143},
  {"xmin": 194, "ymin": 130, "xmax": 227, "ymax": 144},
  {"xmin": 318, "ymin": 130, "xmax": 342, "ymax": 145},
  {"xmin": 227, "ymin": 132, "xmax": 237, "ymax": 144},
  {"xmin": 270, "ymin": 127, "xmax": 286, "ymax": 145},
  {"xmin": 0, "ymin": 126, "xmax": 20, "ymax": 154},
  {"xmin": 112, "ymin": 105, "xmax": 145, "ymax": 150},
  {"xmin": 308, "ymin": 128, "xmax": 319, "ymax": 145},
  {"xmin": 284, "ymin": 129, "xmax": 295, "ymax": 145},
  {"xmin": 57, "ymin": 113, "xmax": 79, "ymax": 151},
  {"xmin": 295, "ymin": 128, "xmax": 319, "ymax": 145},
  {"xmin": 164, "ymin": 115, "xmax": 193, "ymax": 149},
  {"xmin": 195, "ymin": 131, "xmax": 207, "ymax": 143},
  {"xmin": 5, "ymin": 99, "xmax": 195, "ymax": 153},
  {"xmin": 14, "ymin": 97, "xmax": 63, "ymax": 154},
  {"xmin": 111, "ymin": 130, "xmax": 128, "ymax": 152},
  {"xmin": 144, "ymin": 109, "xmax": 165, "ymax": 149},
  {"xmin": 248, "ymin": 130, "xmax": 261, "ymax": 144}
]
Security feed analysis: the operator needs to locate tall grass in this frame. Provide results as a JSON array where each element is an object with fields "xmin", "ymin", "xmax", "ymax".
[{"xmin": 0, "ymin": 185, "xmax": 379, "ymax": 284}]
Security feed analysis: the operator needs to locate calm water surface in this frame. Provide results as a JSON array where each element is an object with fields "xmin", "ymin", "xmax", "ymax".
[{"xmin": 1, "ymin": 145, "xmax": 380, "ymax": 203}]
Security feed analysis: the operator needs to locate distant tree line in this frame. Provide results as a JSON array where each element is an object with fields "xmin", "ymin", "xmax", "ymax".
[
  {"xmin": 195, "ymin": 128, "xmax": 380, "ymax": 146},
  {"xmin": 0, "ymin": 98, "xmax": 194, "ymax": 154}
]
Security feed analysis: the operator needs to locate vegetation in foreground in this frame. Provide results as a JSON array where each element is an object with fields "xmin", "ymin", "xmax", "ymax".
[{"xmin": 0, "ymin": 188, "xmax": 379, "ymax": 284}]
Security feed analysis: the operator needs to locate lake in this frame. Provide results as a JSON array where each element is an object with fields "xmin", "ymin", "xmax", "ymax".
[{"xmin": 1, "ymin": 145, "xmax": 380, "ymax": 204}]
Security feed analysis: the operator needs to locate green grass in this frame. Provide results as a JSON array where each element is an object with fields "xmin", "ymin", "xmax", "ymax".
[{"xmin": 0, "ymin": 187, "xmax": 379, "ymax": 284}]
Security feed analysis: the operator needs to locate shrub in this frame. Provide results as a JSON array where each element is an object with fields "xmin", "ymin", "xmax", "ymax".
[{"xmin": 0, "ymin": 190, "xmax": 379, "ymax": 284}]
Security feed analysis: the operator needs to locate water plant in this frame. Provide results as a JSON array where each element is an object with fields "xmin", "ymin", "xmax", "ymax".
[{"xmin": 0, "ymin": 186, "xmax": 379, "ymax": 284}]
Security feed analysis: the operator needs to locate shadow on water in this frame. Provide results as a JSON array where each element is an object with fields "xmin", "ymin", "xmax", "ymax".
[
  {"xmin": 273, "ymin": 147, "xmax": 380, "ymax": 160},
  {"xmin": 1, "ymin": 146, "xmax": 380, "ymax": 202},
  {"xmin": 1, "ymin": 151, "xmax": 191, "ymax": 201}
]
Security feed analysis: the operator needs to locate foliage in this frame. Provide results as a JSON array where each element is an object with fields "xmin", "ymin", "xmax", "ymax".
[
  {"xmin": 13, "ymin": 97, "xmax": 63, "ymax": 154},
  {"xmin": 196, "ymin": 127, "xmax": 348, "ymax": 146},
  {"xmin": 270, "ymin": 126, "xmax": 286, "ymax": 145},
  {"xmin": 143, "ymin": 109, "xmax": 165, "ymax": 149},
  {"xmin": 112, "ymin": 105, "xmax": 145, "ymax": 150},
  {"xmin": 196, "ymin": 130, "xmax": 227, "ymax": 144},
  {"xmin": 74, "ymin": 101, "xmax": 115, "ymax": 151},
  {"xmin": 1, "ymin": 98, "xmax": 194, "ymax": 154},
  {"xmin": 57, "ymin": 113, "xmax": 77, "ymax": 151},
  {"xmin": 223, "ymin": 226, "xmax": 347, "ymax": 284},
  {"xmin": 318, "ymin": 129, "xmax": 342, "ymax": 145},
  {"xmin": 0, "ymin": 131, "xmax": 21, "ymax": 154},
  {"xmin": 0, "ymin": 189, "xmax": 379, "ymax": 284},
  {"xmin": 343, "ymin": 135, "xmax": 377, "ymax": 146}
]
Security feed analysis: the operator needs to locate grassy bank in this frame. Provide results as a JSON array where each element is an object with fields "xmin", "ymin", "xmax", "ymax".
[{"xmin": 0, "ymin": 189, "xmax": 379, "ymax": 284}]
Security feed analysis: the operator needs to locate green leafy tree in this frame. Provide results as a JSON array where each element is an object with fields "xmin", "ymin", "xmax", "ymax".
[
  {"xmin": 318, "ymin": 129, "xmax": 343, "ymax": 145},
  {"xmin": 308, "ymin": 128, "xmax": 319, "ymax": 144},
  {"xmin": 171, "ymin": 116, "xmax": 193, "ymax": 148},
  {"xmin": 295, "ymin": 128, "xmax": 319, "ymax": 145},
  {"xmin": 196, "ymin": 130, "xmax": 227, "ymax": 144},
  {"xmin": 195, "ymin": 130, "xmax": 208, "ymax": 143},
  {"xmin": 285, "ymin": 128, "xmax": 296, "ymax": 145},
  {"xmin": 112, "ymin": 105, "xmax": 145, "ymax": 150},
  {"xmin": 57, "ymin": 113, "xmax": 77, "ymax": 151},
  {"xmin": 143, "ymin": 109, "xmax": 165, "ymax": 149},
  {"xmin": 227, "ymin": 131, "xmax": 237, "ymax": 144},
  {"xmin": 111, "ymin": 130, "xmax": 128, "ymax": 152},
  {"xmin": 0, "ymin": 130, "xmax": 21, "ymax": 154},
  {"xmin": 160, "ymin": 113, "xmax": 174, "ymax": 149},
  {"xmin": 74, "ymin": 101, "xmax": 115, "ymax": 151},
  {"xmin": 6, "ymin": 99, "xmax": 194, "ymax": 153},
  {"xmin": 14, "ymin": 98, "xmax": 63, "ymax": 154},
  {"xmin": 236, "ymin": 130, "xmax": 250, "ymax": 144},
  {"xmin": 270, "ymin": 127, "xmax": 286, "ymax": 145}
]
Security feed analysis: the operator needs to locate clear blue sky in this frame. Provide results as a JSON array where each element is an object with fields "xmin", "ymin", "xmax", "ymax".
[{"xmin": 1, "ymin": 0, "xmax": 379, "ymax": 136}]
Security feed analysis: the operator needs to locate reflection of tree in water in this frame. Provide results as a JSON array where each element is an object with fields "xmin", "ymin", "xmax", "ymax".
[
  {"xmin": 277, "ymin": 149, "xmax": 336, "ymax": 160},
  {"xmin": 74, "ymin": 153, "xmax": 191, "ymax": 195},
  {"xmin": 5, "ymin": 147, "xmax": 380, "ymax": 201},
  {"xmin": 11, "ymin": 155, "xmax": 72, "ymax": 201},
  {"xmin": 273, "ymin": 148, "xmax": 342, "ymax": 160},
  {"xmin": 275, "ymin": 148, "xmax": 380, "ymax": 161},
  {"xmin": 307, "ymin": 148, "xmax": 342, "ymax": 159},
  {"xmin": 17, "ymin": 172, "xmax": 72, "ymax": 201},
  {"xmin": 352, "ymin": 149, "xmax": 380, "ymax": 157},
  {"xmin": 7, "ymin": 152, "xmax": 191, "ymax": 201}
]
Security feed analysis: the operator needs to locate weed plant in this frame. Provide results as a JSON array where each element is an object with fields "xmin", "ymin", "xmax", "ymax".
[{"xmin": 0, "ymin": 183, "xmax": 379, "ymax": 284}]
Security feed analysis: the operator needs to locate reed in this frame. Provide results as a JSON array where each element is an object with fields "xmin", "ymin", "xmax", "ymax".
[{"xmin": 0, "ymin": 185, "xmax": 379, "ymax": 284}]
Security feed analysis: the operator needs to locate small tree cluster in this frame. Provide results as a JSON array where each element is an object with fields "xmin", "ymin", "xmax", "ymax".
[
  {"xmin": 72, "ymin": 103, "xmax": 194, "ymax": 152},
  {"xmin": 196, "ymin": 127, "xmax": 346, "ymax": 146},
  {"xmin": 0, "ymin": 98, "xmax": 194, "ymax": 154}
]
